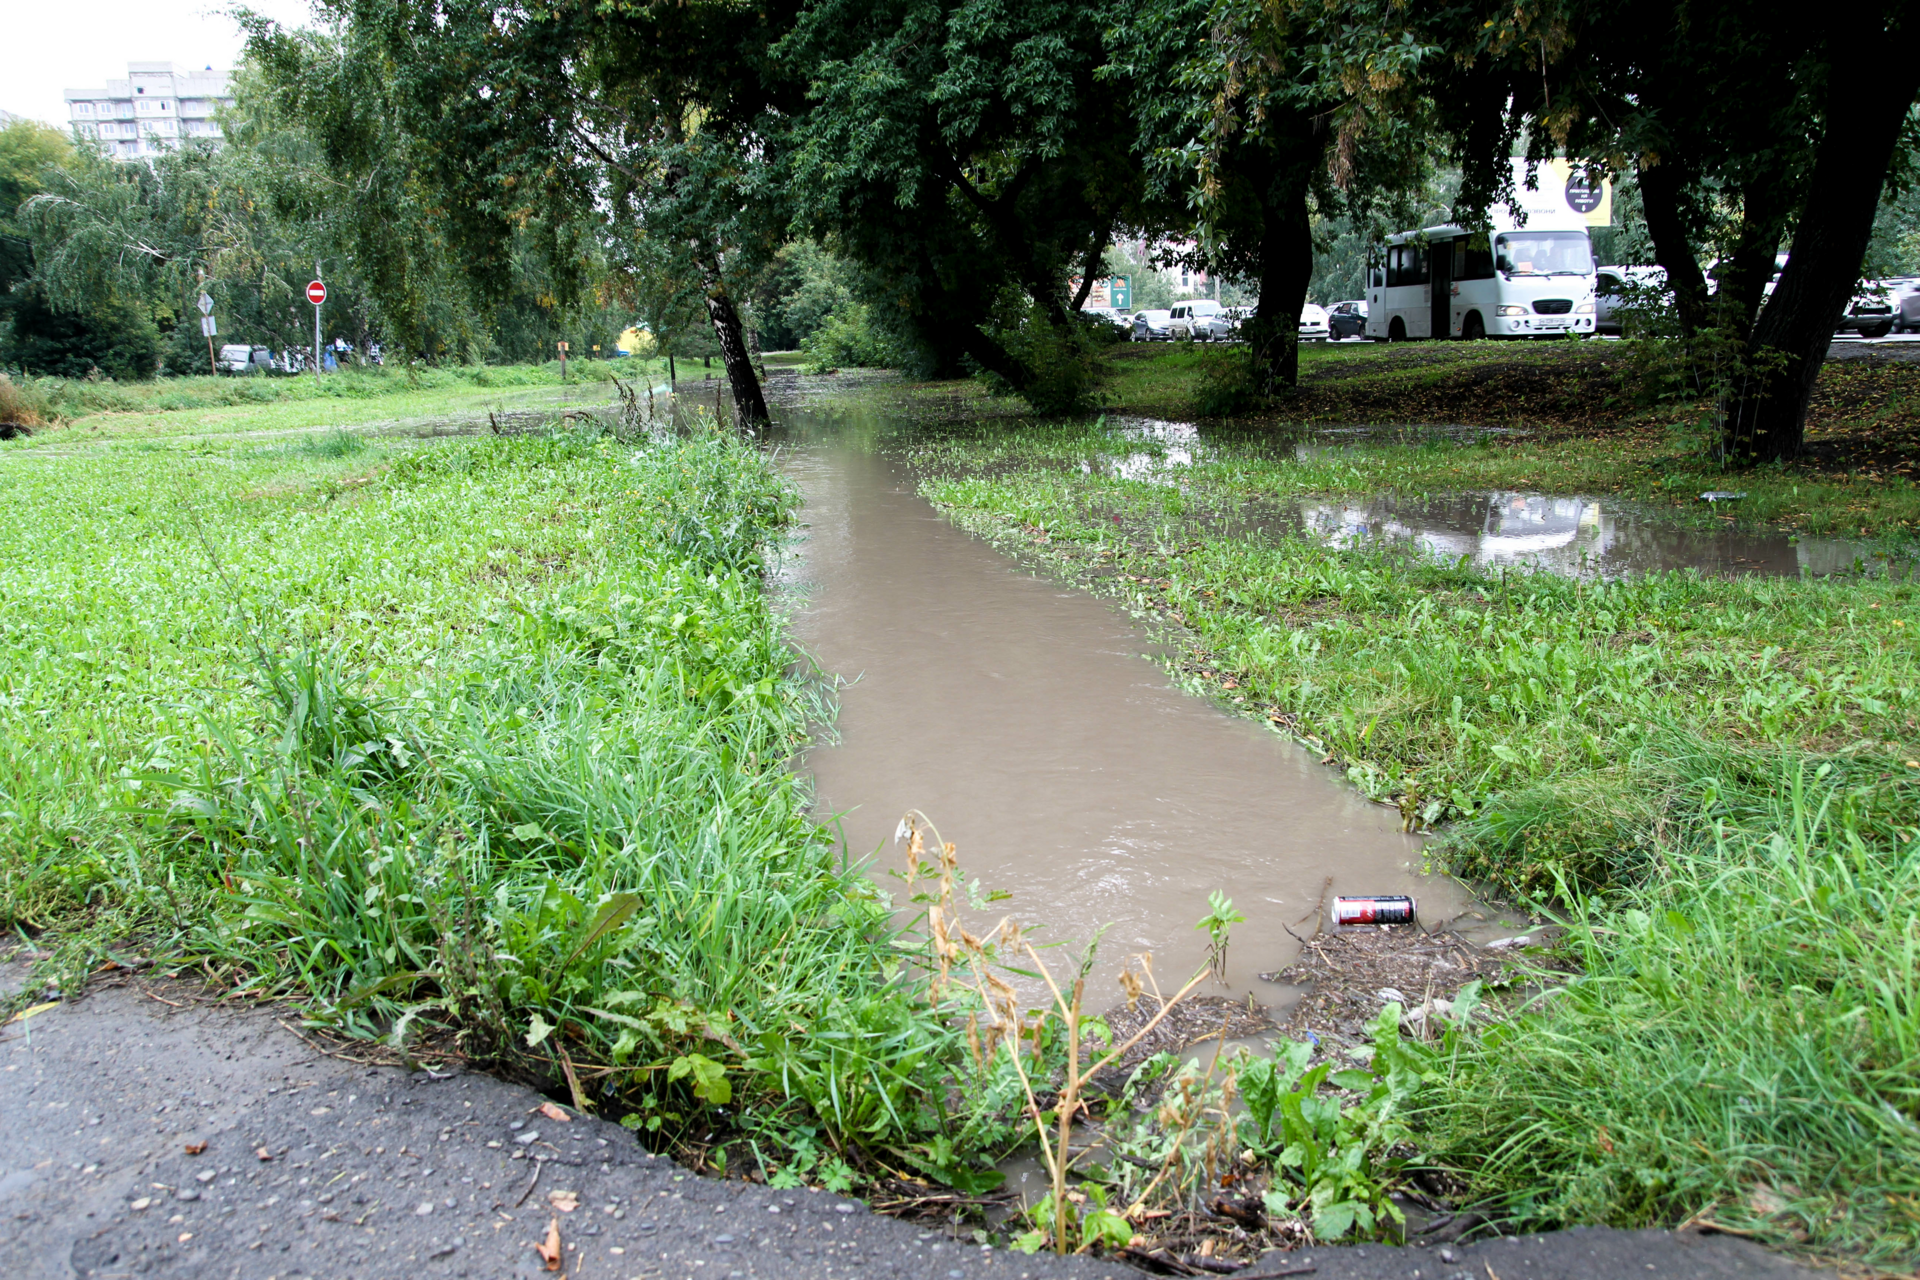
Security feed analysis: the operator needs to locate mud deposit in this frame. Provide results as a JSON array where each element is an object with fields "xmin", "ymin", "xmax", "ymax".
[{"xmin": 770, "ymin": 406, "xmax": 1479, "ymax": 1001}]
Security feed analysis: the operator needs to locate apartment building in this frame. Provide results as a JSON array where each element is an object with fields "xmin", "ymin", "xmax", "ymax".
[{"xmin": 64, "ymin": 62, "xmax": 233, "ymax": 160}]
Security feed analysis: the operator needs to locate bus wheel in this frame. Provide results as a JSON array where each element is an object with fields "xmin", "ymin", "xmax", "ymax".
[
  {"xmin": 1461, "ymin": 312, "xmax": 1486, "ymax": 342},
  {"xmin": 1388, "ymin": 317, "xmax": 1407, "ymax": 342}
]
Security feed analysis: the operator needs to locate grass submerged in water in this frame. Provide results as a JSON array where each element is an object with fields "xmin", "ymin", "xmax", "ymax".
[{"xmin": 917, "ymin": 417, "xmax": 1920, "ymax": 1265}]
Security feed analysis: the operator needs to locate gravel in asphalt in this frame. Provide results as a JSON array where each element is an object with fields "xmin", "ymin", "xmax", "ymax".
[{"xmin": 0, "ymin": 968, "xmax": 1819, "ymax": 1280}]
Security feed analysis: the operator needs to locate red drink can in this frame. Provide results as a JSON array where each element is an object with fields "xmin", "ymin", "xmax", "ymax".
[{"xmin": 1331, "ymin": 895, "xmax": 1417, "ymax": 926}]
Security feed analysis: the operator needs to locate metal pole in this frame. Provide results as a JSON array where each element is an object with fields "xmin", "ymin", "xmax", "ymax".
[
  {"xmin": 206, "ymin": 332, "xmax": 217, "ymax": 375},
  {"xmin": 314, "ymin": 259, "xmax": 322, "ymax": 383}
]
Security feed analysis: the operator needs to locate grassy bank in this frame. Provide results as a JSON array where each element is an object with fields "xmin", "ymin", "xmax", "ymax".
[
  {"xmin": 916, "ymin": 417, "xmax": 1920, "ymax": 1265},
  {"xmin": 0, "ymin": 416, "xmax": 995, "ymax": 1187},
  {"xmin": 0, "ymin": 357, "xmax": 669, "ymax": 443}
]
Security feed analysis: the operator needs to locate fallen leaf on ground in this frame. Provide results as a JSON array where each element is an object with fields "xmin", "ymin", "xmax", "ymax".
[
  {"xmin": 548, "ymin": 1190, "xmax": 579, "ymax": 1212},
  {"xmin": 5, "ymin": 1001, "xmax": 59, "ymax": 1025},
  {"xmin": 537, "ymin": 1102, "xmax": 571, "ymax": 1123},
  {"xmin": 183, "ymin": 1142, "xmax": 206, "ymax": 1156},
  {"xmin": 254, "ymin": 1147, "xmax": 272, "ymax": 1162},
  {"xmin": 535, "ymin": 1216, "xmax": 563, "ymax": 1271}
]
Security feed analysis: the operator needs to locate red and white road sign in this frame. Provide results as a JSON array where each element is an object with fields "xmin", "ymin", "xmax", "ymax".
[{"xmin": 306, "ymin": 280, "xmax": 328, "ymax": 306}]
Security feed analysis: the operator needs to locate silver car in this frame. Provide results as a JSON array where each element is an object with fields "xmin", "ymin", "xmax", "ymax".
[{"xmin": 1131, "ymin": 309, "xmax": 1174, "ymax": 341}]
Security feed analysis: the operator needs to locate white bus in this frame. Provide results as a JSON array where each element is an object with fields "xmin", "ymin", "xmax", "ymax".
[{"xmin": 1365, "ymin": 216, "xmax": 1597, "ymax": 341}]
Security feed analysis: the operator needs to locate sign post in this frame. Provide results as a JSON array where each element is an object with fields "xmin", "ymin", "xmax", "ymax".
[
  {"xmin": 198, "ymin": 292, "xmax": 217, "ymax": 374},
  {"xmin": 557, "ymin": 340, "xmax": 569, "ymax": 382},
  {"xmin": 307, "ymin": 275, "xmax": 328, "ymax": 380}
]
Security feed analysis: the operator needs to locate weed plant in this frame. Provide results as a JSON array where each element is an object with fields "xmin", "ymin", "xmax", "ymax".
[{"xmin": 918, "ymin": 419, "xmax": 1920, "ymax": 1262}]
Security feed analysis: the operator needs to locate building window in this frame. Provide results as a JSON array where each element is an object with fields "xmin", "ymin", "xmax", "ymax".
[{"xmin": 75, "ymin": 102, "xmax": 93, "ymax": 116}]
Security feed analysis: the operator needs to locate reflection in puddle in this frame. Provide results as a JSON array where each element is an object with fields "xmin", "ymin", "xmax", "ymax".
[
  {"xmin": 1286, "ymin": 491, "xmax": 1906, "ymax": 580},
  {"xmin": 1076, "ymin": 417, "xmax": 1907, "ymax": 581}
]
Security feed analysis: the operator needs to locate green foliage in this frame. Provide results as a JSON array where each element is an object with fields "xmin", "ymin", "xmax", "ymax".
[
  {"xmin": 1, "ymin": 286, "xmax": 161, "ymax": 380},
  {"xmin": 801, "ymin": 303, "xmax": 900, "ymax": 374}
]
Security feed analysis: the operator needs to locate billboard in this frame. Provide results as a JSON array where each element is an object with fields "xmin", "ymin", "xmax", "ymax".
[
  {"xmin": 1507, "ymin": 158, "xmax": 1613, "ymax": 227},
  {"xmin": 1069, "ymin": 275, "xmax": 1133, "ymax": 310}
]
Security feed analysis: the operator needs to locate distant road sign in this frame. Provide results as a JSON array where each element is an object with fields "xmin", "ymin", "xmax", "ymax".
[
  {"xmin": 197, "ymin": 292, "xmax": 215, "ymax": 316},
  {"xmin": 306, "ymin": 280, "xmax": 328, "ymax": 306},
  {"xmin": 200, "ymin": 315, "xmax": 217, "ymax": 337}
]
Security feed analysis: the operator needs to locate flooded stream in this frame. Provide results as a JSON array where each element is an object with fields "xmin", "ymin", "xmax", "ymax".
[{"xmin": 769, "ymin": 406, "xmax": 1478, "ymax": 1000}]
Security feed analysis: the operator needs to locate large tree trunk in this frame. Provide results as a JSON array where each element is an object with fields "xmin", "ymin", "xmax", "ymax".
[
  {"xmin": 1722, "ymin": 19, "xmax": 1920, "ymax": 461},
  {"xmin": 1246, "ymin": 183, "xmax": 1311, "ymax": 395},
  {"xmin": 702, "ymin": 277, "xmax": 770, "ymax": 427},
  {"xmin": 1634, "ymin": 156, "xmax": 1711, "ymax": 340}
]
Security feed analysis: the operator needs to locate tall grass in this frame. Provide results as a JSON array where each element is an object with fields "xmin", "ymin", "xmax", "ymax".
[
  {"xmin": 0, "ymin": 420, "xmax": 1011, "ymax": 1183},
  {"xmin": 1425, "ymin": 760, "xmax": 1920, "ymax": 1263},
  {"xmin": 920, "ymin": 420, "xmax": 1920, "ymax": 1263}
]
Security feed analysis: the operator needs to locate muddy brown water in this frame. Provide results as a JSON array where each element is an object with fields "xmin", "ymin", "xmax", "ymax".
[{"xmin": 768, "ymin": 407, "xmax": 1481, "ymax": 1003}]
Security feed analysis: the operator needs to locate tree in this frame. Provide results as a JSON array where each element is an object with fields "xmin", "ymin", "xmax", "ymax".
[
  {"xmin": 1117, "ymin": 0, "xmax": 1472, "ymax": 395},
  {"xmin": 0, "ymin": 118, "xmax": 72, "ymax": 325},
  {"xmin": 244, "ymin": 0, "xmax": 787, "ymax": 421},
  {"xmin": 1488, "ymin": 0, "xmax": 1920, "ymax": 460},
  {"xmin": 778, "ymin": 0, "xmax": 1174, "ymax": 407}
]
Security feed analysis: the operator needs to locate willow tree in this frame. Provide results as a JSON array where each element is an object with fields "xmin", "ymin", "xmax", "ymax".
[{"xmin": 243, "ymin": 0, "xmax": 792, "ymax": 421}]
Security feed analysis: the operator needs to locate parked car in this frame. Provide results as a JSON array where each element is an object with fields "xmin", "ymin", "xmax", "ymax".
[
  {"xmin": 1166, "ymin": 299, "xmax": 1225, "ymax": 339},
  {"xmin": 1131, "ymin": 309, "xmax": 1174, "ymax": 341},
  {"xmin": 1328, "ymin": 300, "xmax": 1367, "ymax": 339},
  {"xmin": 1891, "ymin": 278, "xmax": 1920, "ymax": 333},
  {"xmin": 1192, "ymin": 307, "xmax": 1241, "ymax": 341},
  {"xmin": 217, "ymin": 344, "xmax": 276, "ymax": 374},
  {"xmin": 1594, "ymin": 265, "xmax": 1667, "ymax": 334},
  {"xmin": 1081, "ymin": 307, "xmax": 1133, "ymax": 338},
  {"xmin": 1837, "ymin": 281, "xmax": 1898, "ymax": 338},
  {"xmin": 1297, "ymin": 303, "xmax": 1330, "ymax": 342}
]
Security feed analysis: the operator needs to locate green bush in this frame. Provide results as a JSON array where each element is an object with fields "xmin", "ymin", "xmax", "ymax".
[{"xmin": 801, "ymin": 302, "xmax": 900, "ymax": 372}]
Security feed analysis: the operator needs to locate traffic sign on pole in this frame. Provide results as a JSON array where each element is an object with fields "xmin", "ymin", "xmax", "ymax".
[
  {"xmin": 306, "ymin": 280, "xmax": 328, "ymax": 306},
  {"xmin": 197, "ymin": 292, "xmax": 215, "ymax": 316},
  {"xmin": 200, "ymin": 315, "xmax": 217, "ymax": 337}
]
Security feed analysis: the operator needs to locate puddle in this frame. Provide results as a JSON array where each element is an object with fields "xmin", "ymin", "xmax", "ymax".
[
  {"xmin": 767, "ymin": 405, "xmax": 1476, "ymax": 1001},
  {"xmin": 1074, "ymin": 419, "xmax": 1907, "ymax": 580},
  {"xmin": 1277, "ymin": 490, "xmax": 1907, "ymax": 579}
]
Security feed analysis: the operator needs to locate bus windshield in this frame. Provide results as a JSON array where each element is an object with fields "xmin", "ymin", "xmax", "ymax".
[{"xmin": 1494, "ymin": 231, "xmax": 1593, "ymax": 276}]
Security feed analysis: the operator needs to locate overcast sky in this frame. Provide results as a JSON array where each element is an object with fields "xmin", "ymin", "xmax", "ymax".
[{"xmin": 1, "ymin": 0, "xmax": 316, "ymax": 125}]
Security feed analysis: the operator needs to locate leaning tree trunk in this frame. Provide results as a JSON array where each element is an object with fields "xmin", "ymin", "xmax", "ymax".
[
  {"xmin": 1634, "ymin": 156, "xmax": 1711, "ymax": 341},
  {"xmin": 1721, "ymin": 14, "xmax": 1920, "ymax": 462},
  {"xmin": 701, "ymin": 275, "xmax": 771, "ymax": 427},
  {"xmin": 1246, "ymin": 183, "xmax": 1312, "ymax": 396}
]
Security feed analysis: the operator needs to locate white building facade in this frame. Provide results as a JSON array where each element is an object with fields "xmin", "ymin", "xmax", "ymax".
[{"xmin": 64, "ymin": 62, "xmax": 233, "ymax": 160}]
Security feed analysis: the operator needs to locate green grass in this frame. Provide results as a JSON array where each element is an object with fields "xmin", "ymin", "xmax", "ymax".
[
  {"xmin": 0, "ymin": 416, "xmax": 995, "ymax": 1185},
  {"xmin": 916, "ymin": 417, "xmax": 1920, "ymax": 1264},
  {"xmin": 1, "ymin": 358, "xmax": 671, "ymax": 443}
]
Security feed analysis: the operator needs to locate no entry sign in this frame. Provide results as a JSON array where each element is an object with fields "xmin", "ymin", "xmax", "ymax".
[{"xmin": 306, "ymin": 280, "xmax": 328, "ymax": 306}]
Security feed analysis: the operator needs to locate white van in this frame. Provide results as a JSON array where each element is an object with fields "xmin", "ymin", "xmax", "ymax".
[
  {"xmin": 1166, "ymin": 299, "xmax": 1224, "ymax": 340},
  {"xmin": 1367, "ymin": 220, "xmax": 1596, "ymax": 341}
]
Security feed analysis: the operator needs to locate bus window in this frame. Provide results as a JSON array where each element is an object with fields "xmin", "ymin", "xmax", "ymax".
[
  {"xmin": 1451, "ymin": 239, "xmax": 1466, "ymax": 278},
  {"xmin": 1493, "ymin": 231, "xmax": 1594, "ymax": 276},
  {"xmin": 1462, "ymin": 241, "xmax": 1495, "ymax": 280},
  {"xmin": 1387, "ymin": 244, "xmax": 1429, "ymax": 287}
]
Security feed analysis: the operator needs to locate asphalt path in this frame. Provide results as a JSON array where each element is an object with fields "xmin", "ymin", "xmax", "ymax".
[{"xmin": 0, "ymin": 964, "xmax": 1821, "ymax": 1280}]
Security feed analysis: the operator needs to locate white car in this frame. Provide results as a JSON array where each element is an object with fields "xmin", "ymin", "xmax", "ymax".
[
  {"xmin": 1167, "ymin": 299, "xmax": 1226, "ymax": 339},
  {"xmin": 1192, "ymin": 307, "xmax": 1241, "ymax": 341},
  {"xmin": 1298, "ymin": 304, "xmax": 1330, "ymax": 342},
  {"xmin": 1131, "ymin": 309, "xmax": 1174, "ymax": 341}
]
